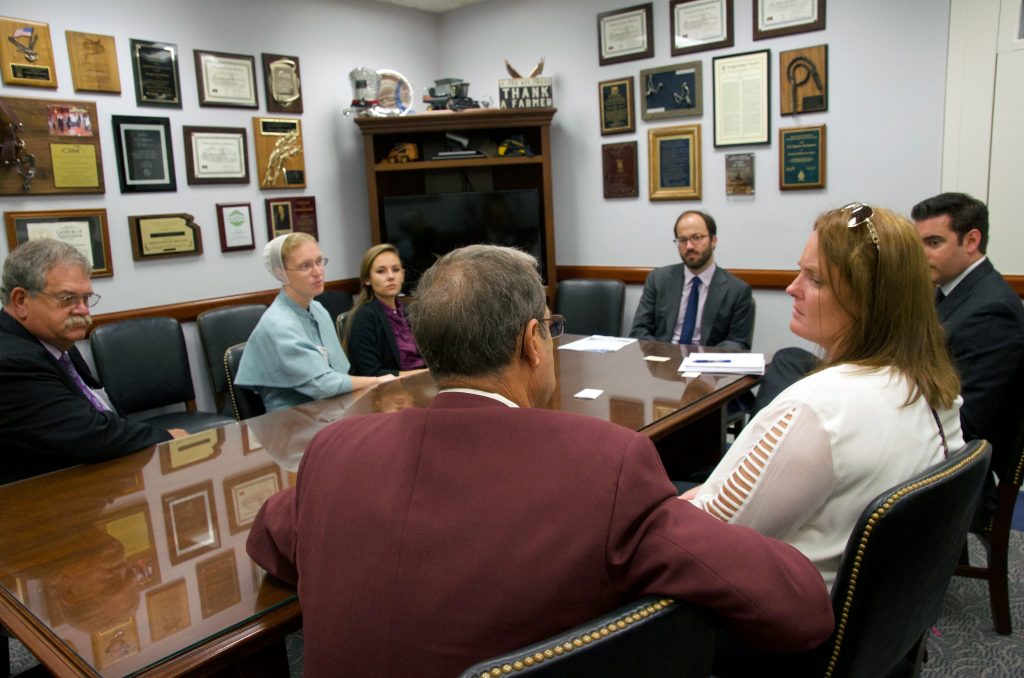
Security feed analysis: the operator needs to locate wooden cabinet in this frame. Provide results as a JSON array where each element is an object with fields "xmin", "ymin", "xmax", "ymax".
[{"xmin": 354, "ymin": 108, "xmax": 557, "ymax": 298}]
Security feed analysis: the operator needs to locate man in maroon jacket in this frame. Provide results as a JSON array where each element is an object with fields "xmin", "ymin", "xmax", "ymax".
[{"xmin": 247, "ymin": 244, "xmax": 833, "ymax": 677}]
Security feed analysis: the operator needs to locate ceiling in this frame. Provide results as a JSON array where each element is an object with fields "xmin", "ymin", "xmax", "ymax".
[{"xmin": 367, "ymin": 0, "xmax": 489, "ymax": 13}]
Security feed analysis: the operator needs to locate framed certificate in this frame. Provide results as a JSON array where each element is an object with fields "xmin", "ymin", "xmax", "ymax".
[
  {"xmin": 779, "ymin": 124, "xmax": 826, "ymax": 190},
  {"xmin": 129, "ymin": 39, "xmax": 181, "ymax": 107},
  {"xmin": 671, "ymin": 0, "xmax": 734, "ymax": 56},
  {"xmin": 0, "ymin": 16, "xmax": 57, "ymax": 88},
  {"xmin": 648, "ymin": 124, "xmax": 702, "ymax": 201},
  {"xmin": 753, "ymin": 0, "xmax": 825, "ymax": 40},
  {"xmin": 223, "ymin": 465, "xmax": 281, "ymax": 534},
  {"xmin": 602, "ymin": 141, "xmax": 639, "ymax": 199},
  {"xmin": 5, "ymin": 208, "xmax": 113, "ymax": 277},
  {"xmin": 597, "ymin": 3, "xmax": 654, "ymax": 66},
  {"xmin": 161, "ymin": 480, "xmax": 221, "ymax": 566},
  {"xmin": 194, "ymin": 50, "xmax": 259, "ymax": 109},
  {"xmin": 598, "ymin": 76, "xmax": 635, "ymax": 135},
  {"xmin": 65, "ymin": 31, "xmax": 121, "ymax": 93},
  {"xmin": 183, "ymin": 126, "xmax": 249, "ymax": 185},
  {"xmin": 112, "ymin": 115, "xmax": 176, "ymax": 193},
  {"xmin": 217, "ymin": 203, "xmax": 255, "ymax": 252},
  {"xmin": 640, "ymin": 61, "xmax": 702, "ymax": 121},
  {"xmin": 712, "ymin": 50, "xmax": 770, "ymax": 147}
]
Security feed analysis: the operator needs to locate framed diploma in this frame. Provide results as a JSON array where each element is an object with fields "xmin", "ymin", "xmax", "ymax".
[
  {"xmin": 196, "ymin": 550, "xmax": 241, "ymax": 619},
  {"xmin": 128, "ymin": 213, "xmax": 203, "ymax": 261},
  {"xmin": 194, "ymin": 50, "xmax": 259, "ymax": 109},
  {"xmin": 129, "ymin": 39, "xmax": 181, "ymax": 107},
  {"xmin": 725, "ymin": 152, "xmax": 755, "ymax": 195},
  {"xmin": 183, "ymin": 126, "xmax": 249, "ymax": 185},
  {"xmin": 265, "ymin": 196, "xmax": 318, "ymax": 240},
  {"xmin": 65, "ymin": 31, "xmax": 121, "ymax": 93},
  {"xmin": 223, "ymin": 465, "xmax": 281, "ymax": 534},
  {"xmin": 0, "ymin": 16, "xmax": 57, "ymax": 88},
  {"xmin": 217, "ymin": 203, "xmax": 255, "ymax": 252},
  {"xmin": 780, "ymin": 44, "xmax": 827, "ymax": 115},
  {"xmin": 602, "ymin": 141, "xmax": 639, "ymax": 199},
  {"xmin": 5, "ymin": 208, "xmax": 113, "ymax": 277},
  {"xmin": 598, "ymin": 76, "xmax": 635, "ymax": 135},
  {"xmin": 648, "ymin": 124, "xmax": 702, "ymax": 201},
  {"xmin": 712, "ymin": 50, "xmax": 770, "ymax": 147},
  {"xmin": 597, "ymin": 4, "xmax": 654, "ymax": 66},
  {"xmin": 779, "ymin": 124, "xmax": 826, "ymax": 190},
  {"xmin": 146, "ymin": 580, "xmax": 191, "ymax": 642},
  {"xmin": 754, "ymin": 0, "xmax": 825, "ymax": 40},
  {"xmin": 671, "ymin": 0, "xmax": 734, "ymax": 56},
  {"xmin": 112, "ymin": 115, "xmax": 176, "ymax": 193},
  {"xmin": 640, "ymin": 61, "xmax": 702, "ymax": 121},
  {"xmin": 262, "ymin": 53, "xmax": 303, "ymax": 114},
  {"xmin": 161, "ymin": 480, "xmax": 221, "ymax": 566},
  {"xmin": 253, "ymin": 117, "xmax": 305, "ymax": 188}
]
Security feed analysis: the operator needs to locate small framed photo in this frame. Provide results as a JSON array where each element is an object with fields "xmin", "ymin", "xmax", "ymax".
[
  {"xmin": 641, "ymin": 61, "xmax": 702, "ymax": 121},
  {"xmin": 196, "ymin": 549, "xmax": 241, "ymax": 619},
  {"xmin": 648, "ymin": 124, "xmax": 702, "ymax": 201},
  {"xmin": 194, "ymin": 49, "xmax": 259, "ymax": 109},
  {"xmin": 112, "ymin": 115, "xmax": 176, "ymax": 193},
  {"xmin": 5, "ymin": 208, "xmax": 113, "ymax": 278},
  {"xmin": 223, "ymin": 464, "xmax": 281, "ymax": 534},
  {"xmin": 217, "ymin": 203, "xmax": 255, "ymax": 252},
  {"xmin": 602, "ymin": 141, "xmax": 639, "ymax": 199},
  {"xmin": 129, "ymin": 39, "xmax": 181, "ymax": 107},
  {"xmin": 780, "ymin": 44, "xmax": 827, "ymax": 115},
  {"xmin": 183, "ymin": 126, "xmax": 249, "ymax": 185},
  {"xmin": 671, "ymin": 0, "xmax": 734, "ymax": 56},
  {"xmin": 753, "ymin": 0, "xmax": 825, "ymax": 40},
  {"xmin": 779, "ymin": 124, "xmax": 826, "ymax": 190},
  {"xmin": 598, "ymin": 76, "xmax": 635, "ymax": 135},
  {"xmin": 712, "ymin": 50, "xmax": 770, "ymax": 147},
  {"xmin": 161, "ymin": 480, "xmax": 221, "ymax": 566},
  {"xmin": 262, "ymin": 53, "xmax": 303, "ymax": 114},
  {"xmin": 597, "ymin": 3, "xmax": 654, "ymax": 66}
]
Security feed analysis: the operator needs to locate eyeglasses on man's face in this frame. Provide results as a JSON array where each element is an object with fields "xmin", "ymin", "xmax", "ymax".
[
  {"xmin": 286, "ymin": 257, "xmax": 329, "ymax": 274},
  {"xmin": 541, "ymin": 314, "xmax": 566, "ymax": 339},
  {"xmin": 35, "ymin": 291, "xmax": 101, "ymax": 309},
  {"xmin": 673, "ymin": 234, "xmax": 709, "ymax": 246},
  {"xmin": 843, "ymin": 202, "xmax": 879, "ymax": 250}
]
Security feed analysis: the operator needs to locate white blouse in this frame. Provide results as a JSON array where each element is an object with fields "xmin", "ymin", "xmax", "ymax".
[{"xmin": 688, "ymin": 364, "xmax": 964, "ymax": 588}]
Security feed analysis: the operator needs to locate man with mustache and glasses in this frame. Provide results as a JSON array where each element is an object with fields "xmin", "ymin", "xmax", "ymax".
[
  {"xmin": 0, "ymin": 239, "xmax": 184, "ymax": 484},
  {"xmin": 630, "ymin": 210, "xmax": 754, "ymax": 349}
]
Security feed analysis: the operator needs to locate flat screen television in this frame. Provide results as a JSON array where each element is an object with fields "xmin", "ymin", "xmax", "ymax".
[{"xmin": 380, "ymin": 188, "xmax": 546, "ymax": 291}]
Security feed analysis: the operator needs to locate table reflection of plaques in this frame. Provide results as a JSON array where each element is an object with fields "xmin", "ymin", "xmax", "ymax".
[
  {"xmin": 130, "ymin": 39, "xmax": 181, "ymax": 107},
  {"xmin": 602, "ymin": 141, "xmax": 638, "ymax": 199},
  {"xmin": 779, "ymin": 124, "xmax": 825, "ymax": 190},
  {"xmin": 253, "ymin": 117, "xmax": 305, "ymax": 188},
  {"xmin": 196, "ymin": 550, "xmax": 241, "ymax": 619},
  {"xmin": 262, "ymin": 53, "xmax": 303, "ymax": 114},
  {"xmin": 129, "ymin": 213, "xmax": 203, "ymax": 260},
  {"xmin": 162, "ymin": 480, "xmax": 220, "ymax": 566},
  {"xmin": 160, "ymin": 428, "xmax": 223, "ymax": 473},
  {"xmin": 224, "ymin": 465, "xmax": 281, "ymax": 534}
]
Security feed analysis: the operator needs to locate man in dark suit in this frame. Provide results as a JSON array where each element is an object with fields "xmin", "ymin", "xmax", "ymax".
[
  {"xmin": 912, "ymin": 193, "xmax": 1024, "ymax": 501},
  {"xmin": 247, "ymin": 244, "xmax": 832, "ymax": 677},
  {"xmin": 0, "ymin": 239, "xmax": 182, "ymax": 484},
  {"xmin": 630, "ymin": 210, "xmax": 754, "ymax": 348}
]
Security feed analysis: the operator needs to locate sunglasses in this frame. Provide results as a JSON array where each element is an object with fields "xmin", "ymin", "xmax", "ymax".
[{"xmin": 843, "ymin": 202, "xmax": 879, "ymax": 249}]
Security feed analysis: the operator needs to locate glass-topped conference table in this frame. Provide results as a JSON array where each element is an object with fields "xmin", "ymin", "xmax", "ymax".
[{"xmin": 0, "ymin": 336, "xmax": 759, "ymax": 677}]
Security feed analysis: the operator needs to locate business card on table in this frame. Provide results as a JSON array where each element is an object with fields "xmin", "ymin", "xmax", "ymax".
[
  {"xmin": 680, "ymin": 371, "xmax": 701, "ymax": 379},
  {"xmin": 643, "ymin": 355, "xmax": 670, "ymax": 362},
  {"xmin": 574, "ymin": 388, "xmax": 604, "ymax": 399}
]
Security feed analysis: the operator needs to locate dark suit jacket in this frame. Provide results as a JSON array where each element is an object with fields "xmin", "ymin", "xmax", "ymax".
[
  {"xmin": 247, "ymin": 392, "xmax": 833, "ymax": 677},
  {"xmin": 347, "ymin": 301, "xmax": 402, "ymax": 377},
  {"xmin": 937, "ymin": 259, "xmax": 1024, "ymax": 482},
  {"xmin": 0, "ymin": 310, "xmax": 171, "ymax": 484},
  {"xmin": 629, "ymin": 264, "xmax": 754, "ymax": 349}
]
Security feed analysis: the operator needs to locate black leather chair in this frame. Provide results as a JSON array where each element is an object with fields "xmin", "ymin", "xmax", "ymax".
[
  {"xmin": 224, "ymin": 342, "xmax": 266, "ymax": 421},
  {"xmin": 715, "ymin": 439, "xmax": 992, "ymax": 678},
  {"xmin": 458, "ymin": 597, "xmax": 715, "ymax": 678},
  {"xmin": 335, "ymin": 310, "xmax": 350, "ymax": 345},
  {"xmin": 555, "ymin": 279, "xmax": 625, "ymax": 336},
  {"xmin": 90, "ymin": 317, "xmax": 234, "ymax": 432},
  {"xmin": 196, "ymin": 303, "xmax": 266, "ymax": 415},
  {"xmin": 955, "ymin": 439, "xmax": 1024, "ymax": 634},
  {"xmin": 315, "ymin": 290, "xmax": 354, "ymax": 324}
]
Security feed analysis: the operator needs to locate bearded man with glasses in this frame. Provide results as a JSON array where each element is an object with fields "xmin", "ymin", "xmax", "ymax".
[
  {"xmin": 630, "ymin": 210, "xmax": 754, "ymax": 349},
  {"xmin": 0, "ymin": 239, "xmax": 184, "ymax": 484}
]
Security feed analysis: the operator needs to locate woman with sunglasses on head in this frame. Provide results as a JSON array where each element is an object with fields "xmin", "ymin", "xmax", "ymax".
[
  {"xmin": 236, "ymin": 234, "xmax": 394, "ymax": 412},
  {"xmin": 343, "ymin": 244, "xmax": 427, "ymax": 377},
  {"xmin": 683, "ymin": 204, "xmax": 964, "ymax": 589}
]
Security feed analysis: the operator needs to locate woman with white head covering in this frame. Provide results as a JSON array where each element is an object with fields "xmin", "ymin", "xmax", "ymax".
[{"xmin": 235, "ymin": 233, "xmax": 394, "ymax": 412}]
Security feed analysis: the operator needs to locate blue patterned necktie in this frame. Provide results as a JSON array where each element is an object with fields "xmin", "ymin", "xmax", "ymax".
[
  {"xmin": 59, "ymin": 352, "xmax": 107, "ymax": 411},
  {"xmin": 679, "ymin": 277, "xmax": 701, "ymax": 345}
]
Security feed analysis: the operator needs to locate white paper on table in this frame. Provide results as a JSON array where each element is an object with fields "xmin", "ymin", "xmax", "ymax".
[
  {"xmin": 558, "ymin": 336, "xmax": 637, "ymax": 353},
  {"xmin": 574, "ymin": 388, "xmax": 604, "ymax": 399},
  {"xmin": 678, "ymin": 352, "xmax": 765, "ymax": 375}
]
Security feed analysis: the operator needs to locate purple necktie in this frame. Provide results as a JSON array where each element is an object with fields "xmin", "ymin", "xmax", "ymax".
[{"xmin": 59, "ymin": 352, "xmax": 108, "ymax": 411}]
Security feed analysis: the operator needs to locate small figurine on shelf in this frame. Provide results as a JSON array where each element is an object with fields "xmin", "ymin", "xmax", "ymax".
[
  {"xmin": 422, "ymin": 78, "xmax": 485, "ymax": 111},
  {"xmin": 385, "ymin": 143, "xmax": 419, "ymax": 163}
]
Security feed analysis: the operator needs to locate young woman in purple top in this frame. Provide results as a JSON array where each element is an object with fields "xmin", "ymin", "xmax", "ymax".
[{"xmin": 344, "ymin": 244, "xmax": 427, "ymax": 377}]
